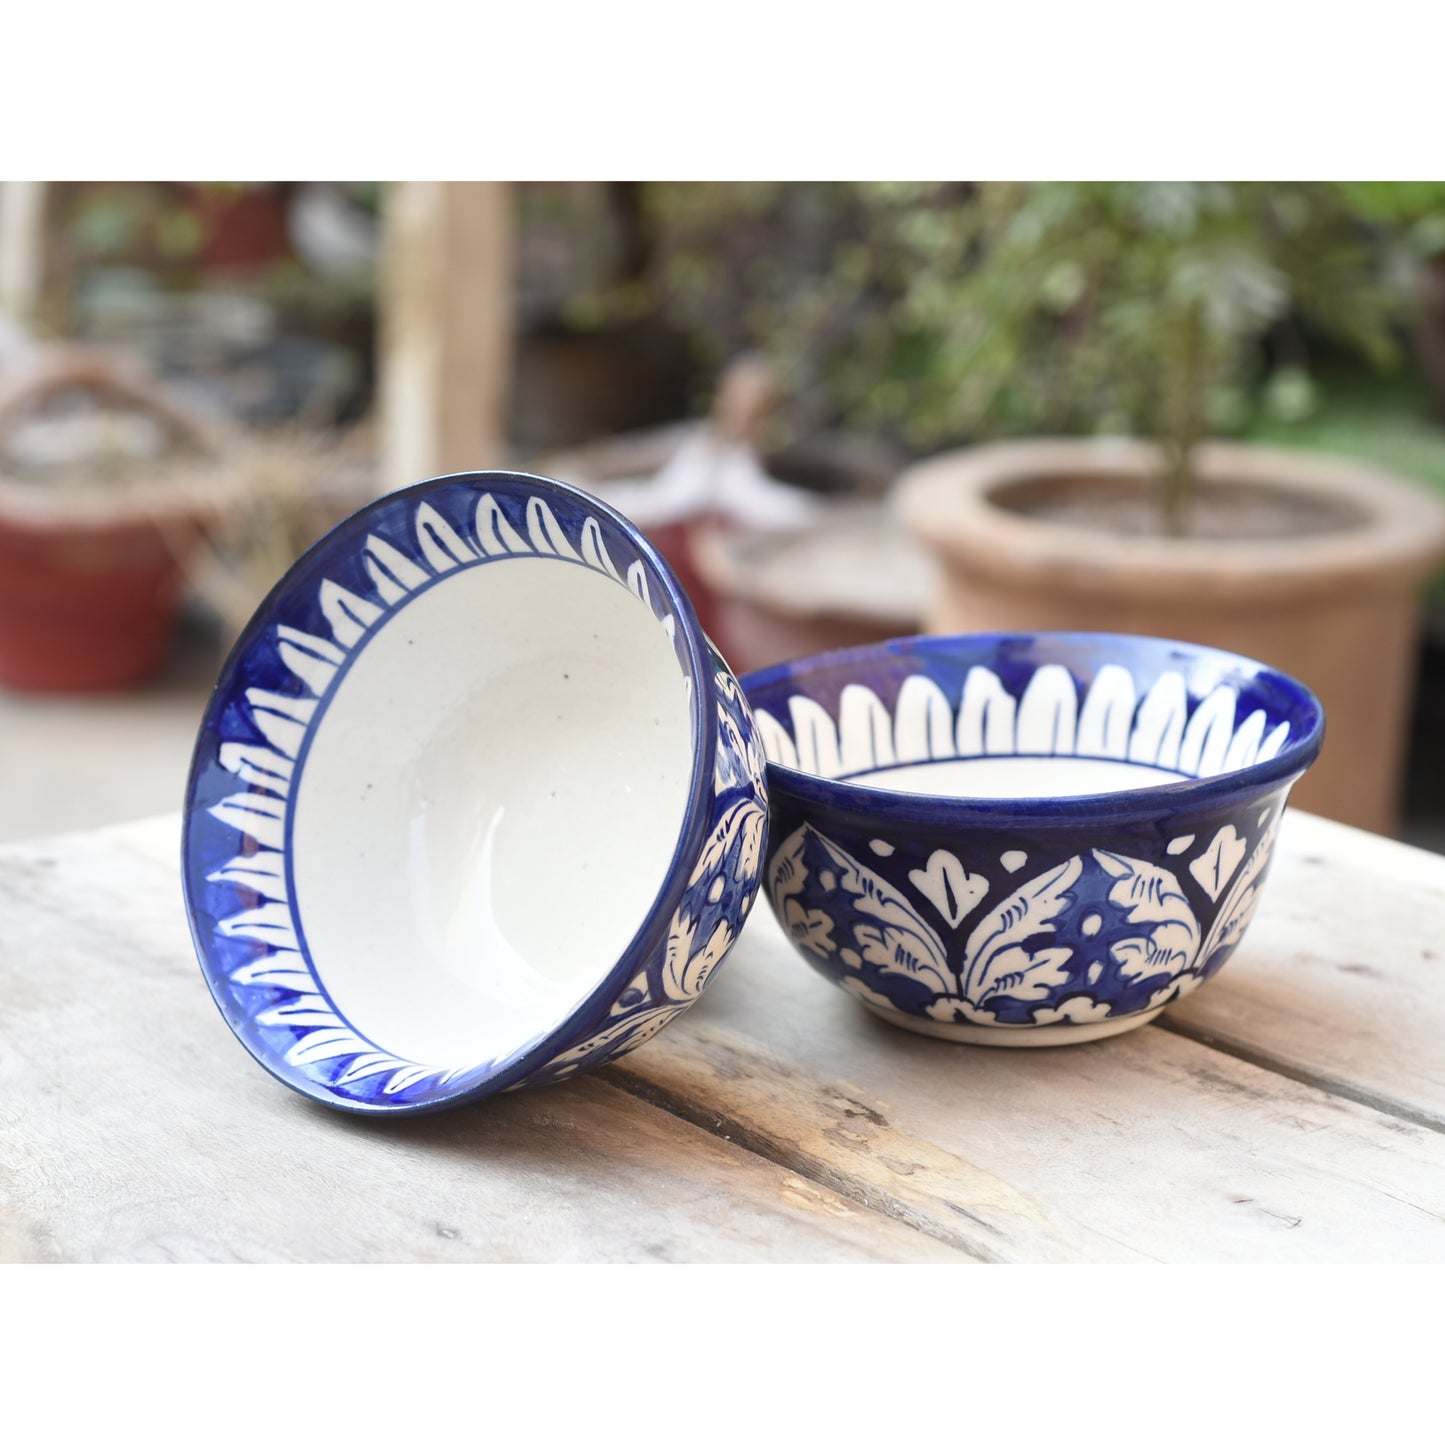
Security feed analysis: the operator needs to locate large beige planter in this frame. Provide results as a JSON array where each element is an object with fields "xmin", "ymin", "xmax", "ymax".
[{"xmin": 897, "ymin": 438, "xmax": 1445, "ymax": 834}]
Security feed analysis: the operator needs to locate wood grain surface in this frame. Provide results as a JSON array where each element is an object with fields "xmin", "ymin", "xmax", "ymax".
[{"xmin": 2, "ymin": 809, "xmax": 1442, "ymax": 1262}]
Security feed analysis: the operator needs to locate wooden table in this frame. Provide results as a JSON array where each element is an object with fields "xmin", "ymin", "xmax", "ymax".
[{"xmin": 3, "ymin": 808, "xmax": 1443, "ymax": 1263}]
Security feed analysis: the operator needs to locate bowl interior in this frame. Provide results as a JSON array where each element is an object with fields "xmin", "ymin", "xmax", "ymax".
[
  {"xmin": 185, "ymin": 473, "xmax": 703, "ymax": 1108},
  {"xmin": 742, "ymin": 632, "xmax": 1323, "ymax": 808},
  {"xmin": 291, "ymin": 555, "xmax": 693, "ymax": 1068}
]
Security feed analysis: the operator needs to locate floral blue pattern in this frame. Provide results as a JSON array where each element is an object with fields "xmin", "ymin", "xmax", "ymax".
[
  {"xmin": 767, "ymin": 810, "xmax": 1280, "ymax": 1031},
  {"xmin": 183, "ymin": 472, "xmax": 768, "ymax": 1113},
  {"xmin": 742, "ymin": 633, "xmax": 1323, "ymax": 1040},
  {"xmin": 522, "ymin": 658, "xmax": 766, "ymax": 1084}
]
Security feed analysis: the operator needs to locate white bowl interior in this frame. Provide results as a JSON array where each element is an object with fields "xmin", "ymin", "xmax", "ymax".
[
  {"xmin": 848, "ymin": 756, "xmax": 1185, "ymax": 797},
  {"xmin": 290, "ymin": 557, "xmax": 694, "ymax": 1070}
]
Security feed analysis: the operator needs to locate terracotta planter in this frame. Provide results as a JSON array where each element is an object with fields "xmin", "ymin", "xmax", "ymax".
[
  {"xmin": 688, "ymin": 510, "xmax": 934, "ymax": 675},
  {"xmin": 0, "ymin": 505, "xmax": 193, "ymax": 691},
  {"xmin": 0, "ymin": 348, "xmax": 231, "ymax": 693},
  {"xmin": 538, "ymin": 415, "xmax": 913, "ymax": 673},
  {"xmin": 897, "ymin": 438, "xmax": 1445, "ymax": 835}
]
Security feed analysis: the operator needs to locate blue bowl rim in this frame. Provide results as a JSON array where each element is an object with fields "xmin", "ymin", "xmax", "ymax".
[
  {"xmin": 739, "ymin": 630, "xmax": 1325, "ymax": 831},
  {"xmin": 181, "ymin": 468, "xmax": 720, "ymax": 1115}
]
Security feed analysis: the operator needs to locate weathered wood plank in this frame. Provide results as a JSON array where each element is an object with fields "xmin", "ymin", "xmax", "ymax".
[
  {"xmin": 1165, "ymin": 809, "xmax": 1445, "ymax": 1130},
  {"xmin": 633, "ymin": 969, "xmax": 1445, "ymax": 1262},
  {"xmin": 7, "ymin": 810, "xmax": 1445, "ymax": 1262},
  {"xmin": 0, "ymin": 819, "xmax": 954, "ymax": 1263},
  {"xmin": 611, "ymin": 803, "xmax": 1445, "ymax": 1261}
]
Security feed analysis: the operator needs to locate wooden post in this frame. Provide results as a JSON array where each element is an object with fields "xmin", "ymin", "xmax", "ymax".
[
  {"xmin": 379, "ymin": 182, "xmax": 514, "ymax": 493},
  {"xmin": 0, "ymin": 181, "xmax": 47, "ymax": 328}
]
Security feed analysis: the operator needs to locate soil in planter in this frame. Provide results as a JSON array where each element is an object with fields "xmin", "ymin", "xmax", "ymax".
[{"xmin": 993, "ymin": 474, "xmax": 1368, "ymax": 540}]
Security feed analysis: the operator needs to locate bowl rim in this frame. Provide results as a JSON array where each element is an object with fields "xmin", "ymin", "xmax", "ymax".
[
  {"xmin": 181, "ymin": 468, "xmax": 719, "ymax": 1115},
  {"xmin": 739, "ymin": 630, "xmax": 1325, "ymax": 830}
]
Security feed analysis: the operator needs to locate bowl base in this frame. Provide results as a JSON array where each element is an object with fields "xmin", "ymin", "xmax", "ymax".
[{"xmin": 857, "ymin": 998, "xmax": 1165, "ymax": 1047}]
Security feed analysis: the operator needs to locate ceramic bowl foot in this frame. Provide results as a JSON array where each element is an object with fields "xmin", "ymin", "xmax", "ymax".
[{"xmin": 856, "ymin": 997, "xmax": 1166, "ymax": 1047}]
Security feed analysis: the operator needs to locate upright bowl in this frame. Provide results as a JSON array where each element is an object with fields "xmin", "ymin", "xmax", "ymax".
[
  {"xmin": 741, "ymin": 632, "xmax": 1323, "ymax": 1045},
  {"xmin": 183, "ymin": 471, "xmax": 768, "ymax": 1114}
]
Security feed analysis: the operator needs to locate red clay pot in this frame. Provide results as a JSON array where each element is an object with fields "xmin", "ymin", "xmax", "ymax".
[
  {"xmin": 0, "ymin": 346, "xmax": 232, "ymax": 693},
  {"xmin": 0, "ymin": 510, "xmax": 190, "ymax": 692}
]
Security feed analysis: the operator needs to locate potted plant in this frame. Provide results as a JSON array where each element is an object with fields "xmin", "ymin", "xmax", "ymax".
[{"xmin": 886, "ymin": 182, "xmax": 1445, "ymax": 834}]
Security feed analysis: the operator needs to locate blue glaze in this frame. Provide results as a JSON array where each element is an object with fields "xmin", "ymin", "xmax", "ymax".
[
  {"xmin": 183, "ymin": 471, "xmax": 767, "ymax": 1114},
  {"xmin": 741, "ymin": 633, "xmax": 1323, "ymax": 1040}
]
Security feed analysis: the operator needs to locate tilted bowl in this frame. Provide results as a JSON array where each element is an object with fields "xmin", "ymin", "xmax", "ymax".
[
  {"xmin": 741, "ymin": 632, "xmax": 1323, "ymax": 1045},
  {"xmin": 183, "ymin": 471, "xmax": 768, "ymax": 1114}
]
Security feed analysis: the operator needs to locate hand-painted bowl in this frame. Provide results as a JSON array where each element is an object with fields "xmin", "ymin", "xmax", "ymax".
[
  {"xmin": 183, "ymin": 471, "xmax": 768, "ymax": 1114},
  {"xmin": 741, "ymin": 632, "xmax": 1323, "ymax": 1046}
]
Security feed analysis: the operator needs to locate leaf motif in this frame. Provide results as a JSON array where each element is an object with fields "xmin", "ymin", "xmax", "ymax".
[
  {"xmin": 284, "ymin": 1026, "xmax": 369, "ymax": 1067},
  {"xmin": 248, "ymin": 684, "xmax": 318, "ymax": 721},
  {"xmin": 317, "ymin": 578, "xmax": 382, "ymax": 649},
  {"xmin": 473, "ymin": 494, "xmax": 530, "ymax": 556},
  {"xmin": 689, "ymin": 797, "xmax": 765, "ymax": 889},
  {"xmin": 1092, "ymin": 850, "xmax": 1202, "ymax": 982},
  {"xmin": 923, "ymin": 996, "xmax": 1002, "ymax": 1025},
  {"xmin": 752, "ymin": 708, "xmax": 799, "ymax": 770},
  {"xmin": 662, "ymin": 917, "xmax": 736, "ymax": 1002},
  {"xmin": 626, "ymin": 561, "xmax": 651, "ymax": 606},
  {"xmin": 1015, "ymin": 663, "xmax": 1078, "ymax": 755},
  {"xmin": 1189, "ymin": 825, "xmax": 1246, "ymax": 901},
  {"xmin": 966, "ymin": 943, "xmax": 1073, "ymax": 1004},
  {"xmin": 208, "ymin": 797, "xmax": 286, "ymax": 849},
  {"xmin": 217, "ymin": 901, "xmax": 297, "ymax": 949},
  {"xmin": 383, "ymin": 1064, "xmax": 448, "ymax": 1096},
  {"xmin": 1198, "ymin": 816, "xmax": 1279, "ymax": 966},
  {"xmin": 1130, "ymin": 670, "xmax": 1187, "ymax": 769},
  {"xmin": 772, "ymin": 826, "xmax": 953, "ymax": 994},
  {"xmin": 908, "ymin": 850, "xmax": 988, "ymax": 928},
  {"xmin": 1256, "ymin": 721, "xmax": 1291, "ymax": 763},
  {"xmin": 957, "ymin": 665, "xmax": 1016, "ymax": 756},
  {"xmin": 1031, "ymin": 996, "xmax": 1116, "ymax": 1025},
  {"xmin": 851, "ymin": 923, "xmax": 957, "ymax": 995},
  {"xmin": 535, "ymin": 1003, "xmax": 689, "ymax": 1083},
  {"xmin": 525, "ymin": 497, "xmax": 583, "ymax": 559},
  {"xmin": 414, "ymin": 501, "xmax": 477, "ymax": 569},
  {"xmin": 812, "ymin": 831, "xmax": 952, "ymax": 992},
  {"xmin": 789, "ymin": 695, "xmax": 843, "ymax": 778},
  {"xmin": 580, "ymin": 516, "xmax": 623, "ymax": 581},
  {"xmin": 362, "ymin": 534, "xmax": 429, "ymax": 601},
  {"xmin": 893, "ymin": 675, "xmax": 956, "ymax": 764},
  {"xmin": 218, "ymin": 743, "xmax": 293, "ymax": 797},
  {"xmin": 838, "ymin": 684, "xmax": 896, "ymax": 774},
  {"xmin": 1076, "ymin": 663, "xmax": 1136, "ymax": 759},
  {"xmin": 961, "ymin": 856, "xmax": 1083, "ymax": 1004},
  {"xmin": 1224, "ymin": 709, "xmax": 1268, "ymax": 772},
  {"xmin": 767, "ymin": 824, "xmax": 812, "ymax": 907},
  {"xmin": 230, "ymin": 951, "xmax": 311, "ymax": 988},
  {"xmin": 783, "ymin": 899, "xmax": 837, "ymax": 958},
  {"xmin": 1179, "ymin": 684, "xmax": 1237, "ymax": 777}
]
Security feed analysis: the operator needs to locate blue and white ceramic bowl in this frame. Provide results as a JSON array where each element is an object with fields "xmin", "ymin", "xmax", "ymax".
[
  {"xmin": 183, "ymin": 471, "xmax": 768, "ymax": 1114},
  {"xmin": 741, "ymin": 633, "xmax": 1323, "ymax": 1046}
]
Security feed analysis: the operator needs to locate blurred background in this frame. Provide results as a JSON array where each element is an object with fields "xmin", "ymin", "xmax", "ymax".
[{"xmin": 1, "ymin": 180, "xmax": 1443, "ymax": 848}]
